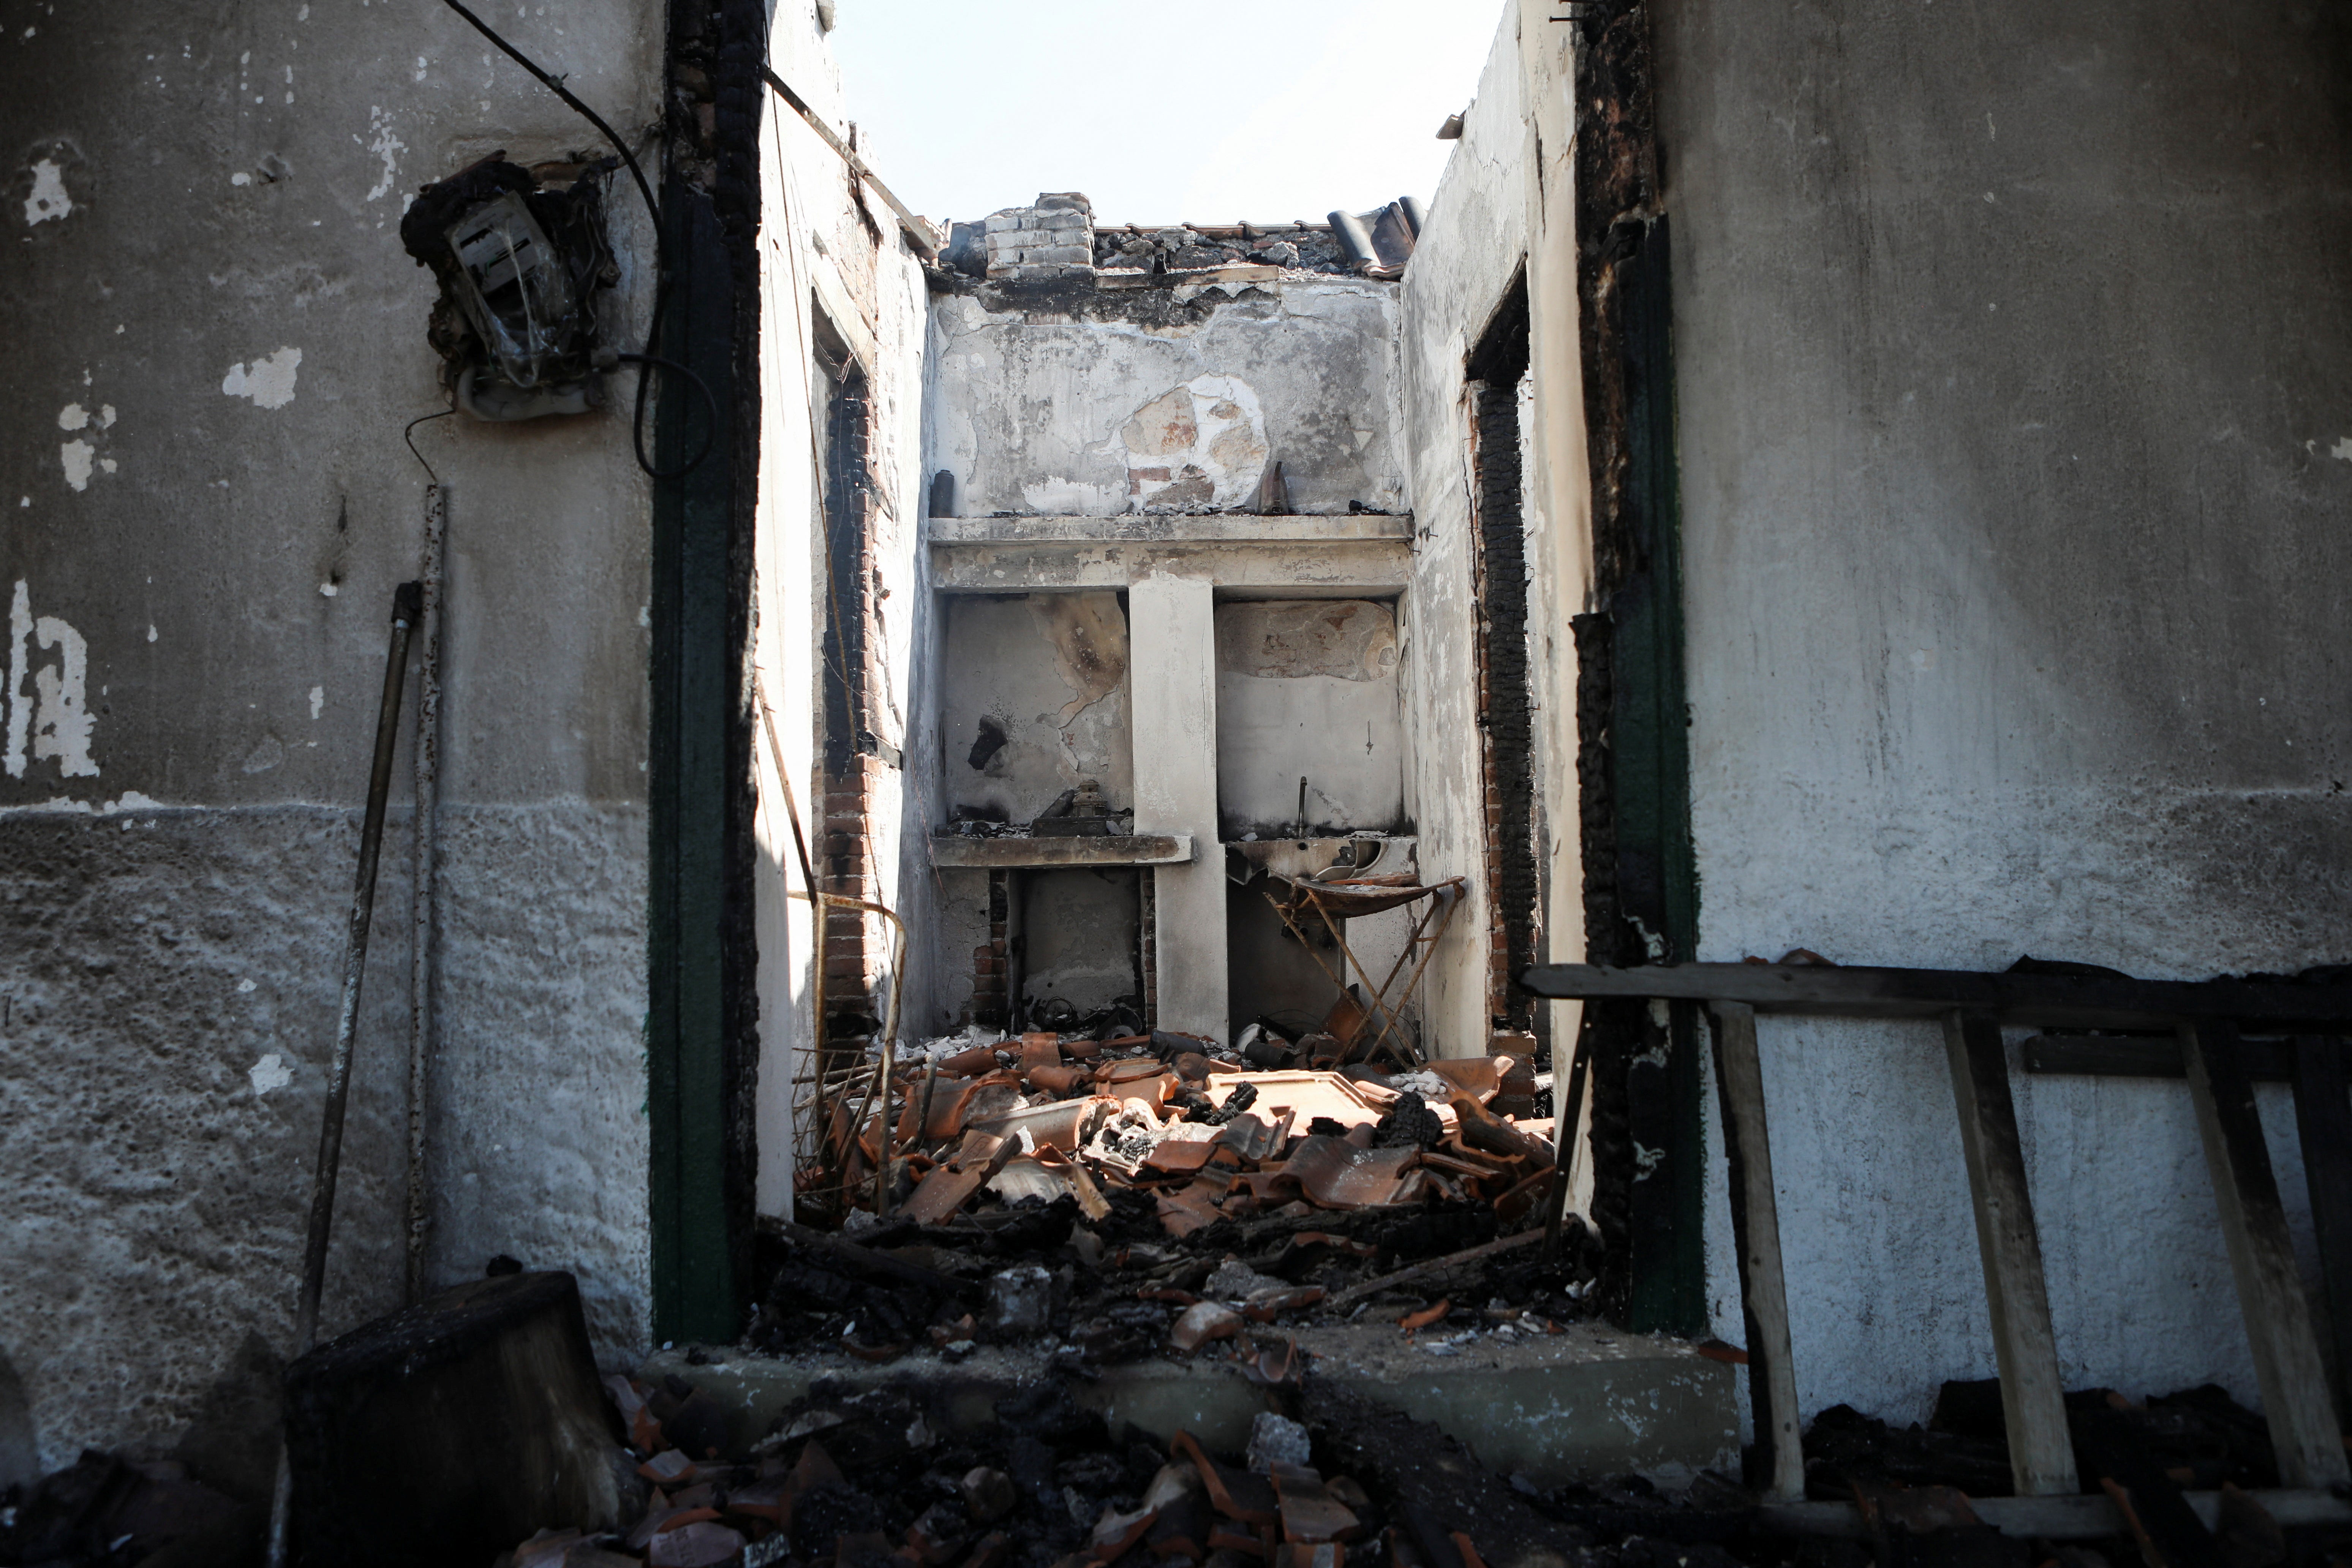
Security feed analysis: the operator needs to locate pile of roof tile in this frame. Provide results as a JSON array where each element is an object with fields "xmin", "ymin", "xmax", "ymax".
[{"xmin": 868, "ymin": 1033, "xmax": 1555, "ymax": 1242}]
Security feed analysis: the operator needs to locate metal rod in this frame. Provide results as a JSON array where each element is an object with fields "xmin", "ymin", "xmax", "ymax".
[
  {"xmin": 759, "ymin": 66, "xmax": 938, "ymax": 260},
  {"xmin": 406, "ymin": 487, "xmax": 445, "ymax": 1304},
  {"xmin": 267, "ymin": 580, "xmax": 422, "ymax": 1568}
]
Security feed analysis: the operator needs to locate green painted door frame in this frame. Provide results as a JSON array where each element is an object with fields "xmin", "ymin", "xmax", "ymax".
[
  {"xmin": 1610, "ymin": 216, "xmax": 1707, "ymax": 1336},
  {"xmin": 647, "ymin": 180, "xmax": 742, "ymax": 1345}
]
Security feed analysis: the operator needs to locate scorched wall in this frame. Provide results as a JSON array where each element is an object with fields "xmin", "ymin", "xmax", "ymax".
[{"xmin": 0, "ymin": 0, "xmax": 664, "ymax": 1475}]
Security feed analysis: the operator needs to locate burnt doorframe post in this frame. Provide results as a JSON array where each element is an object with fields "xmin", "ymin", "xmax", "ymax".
[
  {"xmin": 1467, "ymin": 273, "xmax": 1543, "ymax": 1052},
  {"xmin": 1566, "ymin": 0, "xmax": 1705, "ymax": 1336},
  {"xmin": 648, "ymin": 0, "xmax": 765, "ymax": 1347}
]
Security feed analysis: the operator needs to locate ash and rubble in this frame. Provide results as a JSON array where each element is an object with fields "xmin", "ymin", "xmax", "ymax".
[
  {"xmin": 777, "ymin": 1019, "xmax": 1579, "ymax": 1372},
  {"xmin": 936, "ymin": 192, "xmax": 1417, "ymax": 286},
  {"xmin": 526, "ymin": 1371, "xmax": 1777, "ymax": 1568}
]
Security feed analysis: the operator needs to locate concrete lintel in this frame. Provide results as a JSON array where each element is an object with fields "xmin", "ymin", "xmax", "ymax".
[
  {"xmin": 928, "ymin": 833, "xmax": 1193, "ymax": 869},
  {"xmin": 931, "ymin": 541, "xmax": 1411, "ymax": 594},
  {"xmin": 930, "ymin": 515, "xmax": 1412, "ymax": 545}
]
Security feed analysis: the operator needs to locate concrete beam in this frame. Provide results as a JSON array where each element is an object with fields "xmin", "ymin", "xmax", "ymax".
[
  {"xmin": 928, "ymin": 833, "xmax": 1193, "ymax": 869},
  {"xmin": 1128, "ymin": 574, "xmax": 1227, "ymax": 1042},
  {"xmin": 928, "ymin": 515, "xmax": 1412, "ymax": 594},
  {"xmin": 640, "ymin": 1317, "xmax": 1739, "ymax": 1488}
]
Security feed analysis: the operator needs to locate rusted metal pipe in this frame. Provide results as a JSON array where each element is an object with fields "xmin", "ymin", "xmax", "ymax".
[{"xmin": 267, "ymin": 580, "xmax": 423, "ymax": 1568}]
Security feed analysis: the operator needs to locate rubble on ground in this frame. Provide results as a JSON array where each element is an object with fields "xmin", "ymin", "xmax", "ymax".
[
  {"xmin": 773, "ymin": 1023, "xmax": 1584, "ymax": 1373},
  {"xmin": 497, "ymin": 1369, "xmax": 1778, "ymax": 1568}
]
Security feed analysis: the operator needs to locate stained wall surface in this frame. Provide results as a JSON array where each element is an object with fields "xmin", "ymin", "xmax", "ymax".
[
  {"xmin": 749, "ymin": 1, "xmax": 933, "ymax": 1212},
  {"xmin": 926, "ymin": 280, "xmax": 1405, "ymax": 518},
  {"xmin": 1657, "ymin": 0, "xmax": 2351, "ymax": 1421},
  {"xmin": 1393, "ymin": 16, "xmax": 1538, "ymax": 1059},
  {"xmin": 1, "ymin": 0, "xmax": 664, "ymax": 1469}
]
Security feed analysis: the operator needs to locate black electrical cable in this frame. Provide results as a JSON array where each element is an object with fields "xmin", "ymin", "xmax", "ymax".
[
  {"xmin": 615, "ymin": 352, "xmax": 717, "ymax": 474},
  {"xmin": 433, "ymin": 0, "xmax": 714, "ymax": 480},
  {"xmin": 402, "ymin": 408, "xmax": 456, "ymax": 481},
  {"xmin": 437, "ymin": 0, "xmax": 657, "ymax": 232}
]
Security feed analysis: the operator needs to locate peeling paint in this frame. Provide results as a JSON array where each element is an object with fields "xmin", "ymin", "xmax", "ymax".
[
  {"xmin": 1119, "ymin": 375, "xmax": 1268, "ymax": 511},
  {"xmin": 248, "ymin": 1053, "xmax": 291, "ymax": 1096},
  {"xmin": 220, "ymin": 346, "xmax": 301, "ymax": 408},
  {"xmin": 58, "ymin": 441, "xmax": 93, "ymax": 492},
  {"xmin": 5, "ymin": 582, "xmax": 97, "ymax": 780},
  {"xmin": 22, "ymin": 158, "xmax": 70, "ymax": 226},
  {"xmin": 362, "ymin": 105, "xmax": 403, "ymax": 201}
]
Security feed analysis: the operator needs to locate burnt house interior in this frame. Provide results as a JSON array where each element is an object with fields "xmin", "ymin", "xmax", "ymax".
[{"xmin": 5, "ymin": 0, "xmax": 2351, "ymax": 1566}]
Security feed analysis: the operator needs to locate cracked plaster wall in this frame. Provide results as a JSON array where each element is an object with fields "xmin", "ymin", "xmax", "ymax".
[
  {"xmin": 925, "ymin": 281, "xmax": 1407, "ymax": 517},
  {"xmin": 2, "ymin": 0, "xmax": 663, "ymax": 1470}
]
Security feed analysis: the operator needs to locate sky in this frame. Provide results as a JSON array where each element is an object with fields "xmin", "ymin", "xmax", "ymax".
[{"xmin": 825, "ymin": 0, "xmax": 1506, "ymax": 229}]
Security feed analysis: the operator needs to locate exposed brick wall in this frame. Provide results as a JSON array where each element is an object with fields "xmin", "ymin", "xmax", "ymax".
[
  {"xmin": 968, "ymin": 870, "xmax": 1010, "ymax": 1028},
  {"xmin": 984, "ymin": 192, "xmax": 1095, "ymax": 281},
  {"xmin": 818, "ymin": 364, "xmax": 883, "ymax": 1046},
  {"xmin": 1467, "ymin": 281, "xmax": 1538, "ymax": 1037},
  {"xmin": 1139, "ymin": 872, "xmax": 1157, "ymax": 1031}
]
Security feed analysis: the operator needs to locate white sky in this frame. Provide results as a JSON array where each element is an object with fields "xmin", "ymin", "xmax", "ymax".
[{"xmin": 825, "ymin": 0, "xmax": 1507, "ymax": 229}]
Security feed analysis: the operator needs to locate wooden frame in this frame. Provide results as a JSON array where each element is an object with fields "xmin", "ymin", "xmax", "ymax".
[{"xmin": 1521, "ymin": 960, "xmax": 2352, "ymax": 1505}]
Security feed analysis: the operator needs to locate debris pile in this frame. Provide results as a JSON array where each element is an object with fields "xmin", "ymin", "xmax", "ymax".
[
  {"xmin": 1086, "ymin": 225, "xmax": 1363, "ymax": 278},
  {"xmin": 494, "ymin": 1372, "xmax": 1768, "ymax": 1568},
  {"xmin": 777, "ymin": 1027, "xmax": 1587, "ymax": 1370},
  {"xmin": 1804, "ymin": 1379, "xmax": 2287, "ymax": 1500},
  {"xmin": 0, "ymin": 1451, "xmax": 255, "ymax": 1567}
]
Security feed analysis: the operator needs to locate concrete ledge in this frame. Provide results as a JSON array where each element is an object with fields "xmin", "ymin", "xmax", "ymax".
[
  {"xmin": 929, "ymin": 833, "xmax": 1193, "ymax": 869},
  {"xmin": 642, "ymin": 1319, "xmax": 1736, "ymax": 1488},
  {"xmin": 930, "ymin": 515, "xmax": 1412, "ymax": 545},
  {"xmin": 931, "ymin": 539, "xmax": 1412, "ymax": 594}
]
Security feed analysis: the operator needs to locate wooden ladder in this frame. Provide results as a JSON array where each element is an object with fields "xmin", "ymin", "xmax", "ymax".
[{"xmin": 1519, "ymin": 960, "xmax": 2352, "ymax": 1513}]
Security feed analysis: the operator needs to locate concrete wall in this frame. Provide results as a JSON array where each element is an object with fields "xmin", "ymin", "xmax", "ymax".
[
  {"xmin": 921, "ymin": 268, "xmax": 1413, "ymax": 1048},
  {"xmin": 1214, "ymin": 600, "xmax": 1405, "ymax": 839},
  {"xmin": 937, "ymin": 593, "xmax": 1133, "ymax": 824},
  {"xmin": 1393, "ymin": 15, "xmax": 1536, "ymax": 1057},
  {"xmin": 749, "ymin": 1, "xmax": 932, "ymax": 1208},
  {"xmin": 1656, "ymin": 0, "xmax": 2352, "ymax": 1421},
  {"xmin": 926, "ymin": 280, "xmax": 1405, "ymax": 517},
  {"xmin": 1, "ymin": 0, "xmax": 663, "ymax": 1470}
]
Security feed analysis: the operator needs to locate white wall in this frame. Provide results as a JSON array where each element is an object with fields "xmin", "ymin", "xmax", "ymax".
[
  {"xmin": 926, "ymin": 280, "xmax": 1404, "ymax": 518},
  {"xmin": 1394, "ymin": 13, "xmax": 1533, "ymax": 1057},
  {"xmin": 1657, "ymin": 0, "xmax": 2352, "ymax": 1421},
  {"xmin": 750, "ymin": 0, "xmax": 930, "ymax": 1211}
]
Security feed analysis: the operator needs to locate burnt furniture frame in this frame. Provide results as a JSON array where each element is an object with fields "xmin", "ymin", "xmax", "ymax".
[{"xmin": 1520, "ymin": 960, "xmax": 2352, "ymax": 1514}]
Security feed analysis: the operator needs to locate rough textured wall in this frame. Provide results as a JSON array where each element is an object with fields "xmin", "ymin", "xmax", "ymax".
[
  {"xmin": 937, "ymin": 594, "xmax": 1134, "ymax": 824},
  {"xmin": 1214, "ymin": 600, "xmax": 1405, "ymax": 838},
  {"xmin": 1658, "ymin": 0, "xmax": 2351, "ymax": 1420},
  {"xmin": 926, "ymin": 281, "xmax": 1405, "ymax": 517},
  {"xmin": 2, "ymin": 0, "xmax": 661, "ymax": 1468},
  {"xmin": 1394, "ymin": 17, "xmax": 1530, "ymax": 1057},
  {"xmin": 748, "ymin": 0, "xmax": 931, "ymax": 1210}
]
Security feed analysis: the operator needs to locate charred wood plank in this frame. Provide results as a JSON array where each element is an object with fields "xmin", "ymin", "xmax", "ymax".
[
  {"xmin": 1517, "ymin": 962, "xmax": 2352, "ymax": 1033},
  {"xmin": 1942, "ymin": 1012, "xmax": 2076, "ymax": 1497},
  {"xmin": 2022, "ymin": 1035, "xmax": 2299, "ymax": 1080},
  {"xmin": 2180, "ymin": 1021, "xmax": 2350, "ymax": 1487},
  {"xmin": 2287, "ymin": 1035, "xmax": 2352, "ymax": 1429},
  {"xmin": 1707, "ymin": 1002, "xmax": 1803, "ymax": 1501}
]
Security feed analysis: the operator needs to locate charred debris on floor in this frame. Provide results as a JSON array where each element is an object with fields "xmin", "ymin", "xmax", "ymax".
[{"xmin": 779, "ymin": 1022, "xmax": 1591, "ymax": 1370}]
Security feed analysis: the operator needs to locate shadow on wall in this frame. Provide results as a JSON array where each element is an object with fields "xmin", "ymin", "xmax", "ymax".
[{"xmin": 0, "ymin": 1347, "xmax": 35, "ymax": 1489}]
